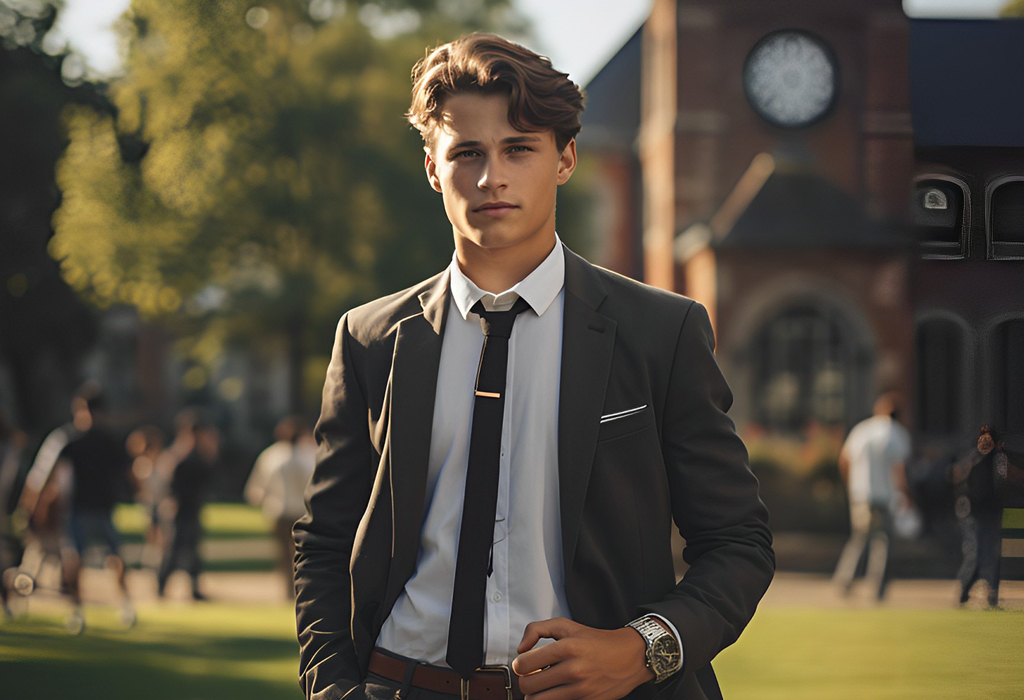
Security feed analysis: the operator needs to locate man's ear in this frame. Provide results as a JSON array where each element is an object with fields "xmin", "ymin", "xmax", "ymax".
[
  {"xmin": 424, "ymin": 149, "xmax": 442, "ymax": 193},
  {"xmin": 556, "ymin": 138, "xmax": 578, "ymax": 185}
]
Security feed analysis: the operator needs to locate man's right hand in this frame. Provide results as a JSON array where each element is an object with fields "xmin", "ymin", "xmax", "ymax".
[{"xmin": 512, "ymin": 617, "xmax": 653, "ymax": 700}]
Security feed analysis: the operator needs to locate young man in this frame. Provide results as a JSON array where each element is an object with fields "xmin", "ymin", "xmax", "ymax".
[
  {"xmin": 157, "ymin": 409, "xmax": 219, "ymax": 601},
  {"xmin": 295, "ymin": 34, "xmax": 774, "ymax": 700},
  {"xmin": 832, "ymin": 393, "xmax": 910, "ymax": 601},
  {"xmin": 53, "ymin": 384, "xmax": 136, "ymax": 632}
]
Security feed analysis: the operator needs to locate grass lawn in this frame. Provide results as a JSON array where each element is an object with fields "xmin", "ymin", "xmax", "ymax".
[
  {"xmin": 109, "ymin": 502, "xmax": 277, "ymax": 572},
  {"xmin": 716, "ymin": 607, "xmax": 1024, "ymax": 700},
  {"xmin": 3, "ymin": 602, "xmax": 1022, "ymax": 700},
  {"xmin": 0, "ymin": 603, "xmax": 300, "ymax": 700},
  {"xmin": 113, "ymin": 503, "xmax": 271, "ymax": 542}
]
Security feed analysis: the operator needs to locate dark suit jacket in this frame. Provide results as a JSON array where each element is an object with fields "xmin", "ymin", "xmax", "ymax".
[{"xmin": 294, "ymin": 246, "xmax": 774, "ymax": 700}]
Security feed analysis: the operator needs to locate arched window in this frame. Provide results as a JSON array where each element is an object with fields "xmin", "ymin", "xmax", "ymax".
[
  {"xmin": 988, "ymin": 178, "xmax": 1024, "ymax": 259},
  {"xmin": 991, "ymin": 319, "xmax": 1024, "ymax": 434},
  {"xmin": 914, "ymin": 317, "xmax": 966, "ymax": 435},
  {"xmin": 751, "ymin": 303, "xmax": 866, "ymax": 432},
  {"xmin": 912, "ymin": 177, "xmax": 969, "ymax": 259}
]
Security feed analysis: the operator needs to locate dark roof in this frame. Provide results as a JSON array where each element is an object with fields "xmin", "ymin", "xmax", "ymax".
[
  {"xmin": 910, "ymin": 19, "xmax": 1024, "ymax": 148},
  {"xmin": 715, "ymin": 170, "xmax": 905, "ymax": 249},
  {"xmin": 577, "ymin": 27, "xmax": 642, "ymax": 151}
]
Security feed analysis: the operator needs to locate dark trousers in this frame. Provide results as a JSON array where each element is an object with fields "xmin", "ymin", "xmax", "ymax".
[
  {"xmin": 158, "ymin": 514, "xmax": 202, "ymax": 594},
  {"xmin": 957, "ymin": 508, "xmax": 1002, "ymax": 605},
  {"xmin": 274, "ymin": 515, "xmax": 297, "ymax": 597},
  {"xmin": 361, "ymin": 672, "xmax": 447, "ymax": 700}
]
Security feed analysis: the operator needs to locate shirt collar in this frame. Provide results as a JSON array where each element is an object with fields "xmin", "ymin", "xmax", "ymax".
[{"xmin": 448, "ymin": 235, "xmax": 565, "ymax": 320}]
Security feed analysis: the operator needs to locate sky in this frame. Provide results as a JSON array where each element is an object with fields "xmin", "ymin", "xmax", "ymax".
[
  {"xmin": 50, "ymin": 0, "xmax": 1008, "ymax": 85},
  {"xmin": 902, "ymin": 0, "xmax": 1007, "ymax": 17}
]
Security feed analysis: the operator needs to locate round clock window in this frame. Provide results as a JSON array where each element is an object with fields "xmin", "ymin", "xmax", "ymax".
[{"xmin": 743, "ymin": 30, "xmax": 838, "ymax": 128}]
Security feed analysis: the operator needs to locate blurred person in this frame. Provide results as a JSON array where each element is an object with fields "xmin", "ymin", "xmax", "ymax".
[
  {"xmin": 51, "ymin": 383, "xmax": 136, "ymax": 633},
  {"xmin": 13, "ymin": 394, "xmax": 86, "ymax": 591},
  {"xmin": 950, "ymin": 426, "xmax": 1009, "ymax": 607},
  {"xmin": 244, "ymin": 416, "xmax": 314, "ymax": 597},
  {"xmin": 157, "ymin": 409, "xmax": 218, "ymax": 601},
  {"xmin": 0, "ymin": 410, "xmax": 27, "ymax": 619},
  {"xmin": 294, "ymin": 33, "xmax": 773, "ymax": 700},
  {"xmin": 125, "ymin": 425, "xmax": 166, "ymax": 569},
  {"xmin": 17, "ymin": 404, "xmax": 82, "ymax": 516},
  {"xmin": 833, "ymin": 392, "xmax": 911, "ymax": 600}
]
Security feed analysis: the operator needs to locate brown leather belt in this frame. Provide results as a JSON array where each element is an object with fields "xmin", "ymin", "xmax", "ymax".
[{"xmin": 369, "ymin": 650, "xmax": 524, "ymax": 700}]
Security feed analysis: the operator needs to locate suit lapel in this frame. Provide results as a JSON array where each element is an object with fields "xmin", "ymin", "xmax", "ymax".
[
  {"xmin": 558, "ymin": 248, "xmax": 616, "ymax": 577},
  {"xmin": 383, "ymin": 271, "xmax": 449, "ymax": 610}
]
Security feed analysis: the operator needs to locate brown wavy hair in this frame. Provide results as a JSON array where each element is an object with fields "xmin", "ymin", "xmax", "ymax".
[{"xmin": 407, "ymin": 33, "xmax": 585, "ymax": 152}]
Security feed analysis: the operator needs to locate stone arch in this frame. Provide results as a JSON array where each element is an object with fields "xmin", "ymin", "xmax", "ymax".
[{"xmin": 725, "ymin": 275, "xmax": 877, "ymax": 433}]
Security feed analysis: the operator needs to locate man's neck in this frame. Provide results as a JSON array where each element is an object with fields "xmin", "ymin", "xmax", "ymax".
[{"xmin": 455, "ymin": 233, "xmax": 557, "ymax": 294}]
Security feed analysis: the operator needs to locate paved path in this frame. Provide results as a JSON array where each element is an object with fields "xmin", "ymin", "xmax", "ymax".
[
  {"xmin": 9, "ymin": 564, "xmax": 1023, "ymax": 616},
  {"xmin": 760, "ymin": 572, "xmax": 1023, "ymax": 610}
]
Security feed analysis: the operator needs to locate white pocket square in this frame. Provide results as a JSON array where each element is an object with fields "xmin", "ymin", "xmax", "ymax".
[{"xmin": 600, "ymin": 405, "xmax": 648, "ymax": 424}]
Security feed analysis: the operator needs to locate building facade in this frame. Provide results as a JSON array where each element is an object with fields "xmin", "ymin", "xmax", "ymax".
[{"xmin": 579, "ymin": 1, "xmax": 1024, "ymax": 467}]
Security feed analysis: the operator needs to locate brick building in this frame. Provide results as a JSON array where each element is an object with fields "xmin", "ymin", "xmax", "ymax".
[{"xmin": 578, "ymin": 1, "xmax": 1024, "ymax": 466}]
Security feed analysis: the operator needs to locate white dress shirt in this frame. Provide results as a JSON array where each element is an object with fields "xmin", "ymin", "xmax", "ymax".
[
  {"xmin": 377, "ymin": 238, "xmax": 569, "ymax": 666},
  {"xmin": 845, "ymin": 415, "xmax": 911, "ymax": 507}
]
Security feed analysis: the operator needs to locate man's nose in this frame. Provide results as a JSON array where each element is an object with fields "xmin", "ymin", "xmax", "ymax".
[{"xmin": 477, "ymin": 157, "xmax": 508, "ymax": 190}]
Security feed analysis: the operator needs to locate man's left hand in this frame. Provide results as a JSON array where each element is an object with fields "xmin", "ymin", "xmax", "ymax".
[{"xmin": 512, "ymin": 617, "xmax": 652, "ymax": 700}]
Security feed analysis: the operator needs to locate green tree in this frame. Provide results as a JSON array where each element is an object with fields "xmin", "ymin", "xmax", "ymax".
[
  {"xmin": 51, "ymin": 0, "xmax": 525, "ymax": 413},
  {"xmin": 1000, "ymin": 0, "xmax": 1024, "ymax": 16},
  {"xmin": 0, "ymin": 0, "xmax": 105, "ymax": 431}
]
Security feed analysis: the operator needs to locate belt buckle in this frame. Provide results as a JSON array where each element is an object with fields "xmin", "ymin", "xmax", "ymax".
[{"xmin": 467, "ymin": 665, "xmax": 513, "ymax": 700}]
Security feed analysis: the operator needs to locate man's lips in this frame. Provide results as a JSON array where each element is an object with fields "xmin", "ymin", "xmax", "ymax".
[{"xmin": 474, "ymin": 201, "xmax": 518, "ymax": 215}]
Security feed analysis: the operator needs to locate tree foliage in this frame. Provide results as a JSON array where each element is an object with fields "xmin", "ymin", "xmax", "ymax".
[
  {"xmin": 51, "ymin": 0, "xmax": 525, "ymax": 410},
  {"xmin": 0, "ymin": 0, "xmax": 106, "ymax": 430},
  {"xmin": 1000, "ymin": 0, "xmax": 1024, "ymax": 17}
]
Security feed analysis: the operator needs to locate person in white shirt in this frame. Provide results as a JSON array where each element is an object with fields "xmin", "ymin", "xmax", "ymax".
[
  {"xmin": 245, "ymin": 416, "xmax": 315, "ymax": 597},
  {"xmin": 832, "ymin": 393, "xmax": 912, "ymax": 600}
]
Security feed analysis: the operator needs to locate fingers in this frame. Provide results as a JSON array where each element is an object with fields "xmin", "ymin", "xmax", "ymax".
[
  {"xmin": 516, "ymin": 655, "xmax": 581, "ymax": 695},
  {"xmin": 518, "ymin": 664, "xmax": 624, "ymax": 700},
  {"xmin": 516, "ymin": 617, "xmax": 576, "ymax": 655},
  {"xmin": 514, "ymin": 624, "xmax": 653, "ymax": 700},
  {"xmin": 513, "ymin": 638, "xmax": 568, "ymax": 677}
]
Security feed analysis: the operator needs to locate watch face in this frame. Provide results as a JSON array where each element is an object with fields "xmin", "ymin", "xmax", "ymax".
[
  {"xmin": 651, "ymin": 635, "xmax": 681, "ymax": 676},
  {"xmin": 743, "ymin": 30, "xmax": 838, "ymax": 128}
]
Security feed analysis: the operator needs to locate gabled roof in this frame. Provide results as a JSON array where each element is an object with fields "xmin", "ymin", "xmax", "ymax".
[
  {"xmin": 679, "ymin": 154, "xmax": 908, "ymax": 254},
  {"xmin": 577, "ymin": 27, "xmax": 642, "ymax": 152}
]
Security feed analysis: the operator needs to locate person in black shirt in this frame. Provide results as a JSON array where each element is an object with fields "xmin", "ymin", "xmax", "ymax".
[
  {"xmin": 951, "ymin": 426, "xmax": 1005, "ymax": 607},
  {"xmin": 157, "ymin": 409, "xmax": 219, "ymax": 601},
  {"xmin": 56, "ymin": 383, "xmax": 135, "ymax": 633}
]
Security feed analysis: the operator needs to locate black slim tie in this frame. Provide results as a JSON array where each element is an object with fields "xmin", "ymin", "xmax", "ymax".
[{"xmin": 446, "ymin": 296, "xmax": 531, "ymax": 678}]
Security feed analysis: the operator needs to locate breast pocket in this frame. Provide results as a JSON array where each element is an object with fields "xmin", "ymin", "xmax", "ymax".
[{"xmin": 597, "ymin": 404, "xmax": 654, "ymax": 442}]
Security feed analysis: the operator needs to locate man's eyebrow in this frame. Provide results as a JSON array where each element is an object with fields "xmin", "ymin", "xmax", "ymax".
[
  {"xmin": 448, "ymin": 135, "xmax": 543, "ymax": 152},
  {"xmin": 449, "ymin": 140, "xmax": 482, "ymax": 151}
]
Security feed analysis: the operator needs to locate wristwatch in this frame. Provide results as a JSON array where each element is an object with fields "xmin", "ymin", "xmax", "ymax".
[{"xmin": 626, "ymin": 616, "xmax": 681, "ymax": 683}]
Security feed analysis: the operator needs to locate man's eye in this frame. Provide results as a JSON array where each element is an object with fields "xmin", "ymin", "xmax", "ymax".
[
  {"xmin": 509, "ymin": 145, "xmax": 531, "ymax": 153},
  {"xmin": 454, "ymin": 150, "xmax": 480, "ymax": 158}
]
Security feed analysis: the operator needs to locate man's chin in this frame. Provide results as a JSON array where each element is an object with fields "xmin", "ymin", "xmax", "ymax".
[
  {"xmin": 457, "ymin": 231, "xmax": 522, "ymax": 252},
  {"xmin": 454, "ymin": 227, "xmax": 552, "ymax": 254}
]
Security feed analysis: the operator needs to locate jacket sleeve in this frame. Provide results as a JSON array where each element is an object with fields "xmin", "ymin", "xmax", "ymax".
[
  {"xmin": 639, "ymin": 301, "xmax": 775, "ymax": 676},
  {"xmin": 294, "ymin": 313, "xmax": 373, "ymax": 700}
]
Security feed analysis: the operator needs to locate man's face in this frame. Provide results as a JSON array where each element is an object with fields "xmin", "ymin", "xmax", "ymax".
[{"xmin": 424, "ymin": 92, "xmax": 576, "ymax": 256}]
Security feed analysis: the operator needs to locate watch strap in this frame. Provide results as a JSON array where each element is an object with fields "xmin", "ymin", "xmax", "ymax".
[{"xmin": 625, "ymin": 615, "xmax": 682, "ymax": 683}]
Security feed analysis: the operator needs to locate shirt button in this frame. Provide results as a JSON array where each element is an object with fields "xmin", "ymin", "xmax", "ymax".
[{"xmin": 492, "ymin": 592, "xmax": 502, "ymax": 603}]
